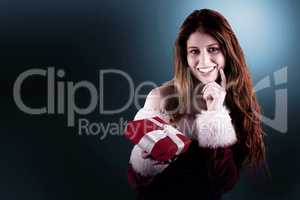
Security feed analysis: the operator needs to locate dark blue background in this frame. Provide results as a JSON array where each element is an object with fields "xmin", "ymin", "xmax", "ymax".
[{"xmin": 1, "ymin": 0, "xmax": 299, "ymax": 199}]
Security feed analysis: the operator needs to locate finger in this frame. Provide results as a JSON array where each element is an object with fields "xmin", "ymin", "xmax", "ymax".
[
  {"xmin": 203, "ymin": 81, "xmax": 223, "ymax": 90},
  {"xmin": 203, "ymin": 87, "xmax": 218, "ymax": 101},
  {"xmin": 203, "ymin": 85, "xmax": 216, "ymax": 97},
  {"xmin": 202, "ymin": 82, "xmax": 221, "ymax": 95},
  {"xmin": 141, "ymin": 150, "xmax": 150, "ymax": 159},
  {"xmin": 203, "ymin": 84, "xmax": 218, "ymax": 95},
  {"xmin": 202, "ymin": 82, "xmax": 215, "ymax": 94},
  {"xmin": 219, "ymin": 68, "xmax": 227, "ymax": 89}
]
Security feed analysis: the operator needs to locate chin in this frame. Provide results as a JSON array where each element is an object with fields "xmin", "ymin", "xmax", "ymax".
[{"xmin": 198, "ymin": 74, "xmax": 218, "ymax": 84}]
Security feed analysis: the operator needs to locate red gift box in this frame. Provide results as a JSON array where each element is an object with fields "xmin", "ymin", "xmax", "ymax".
[{"xmin": 125, "ymin": 116, "xmax": 191, "ymax": 161}]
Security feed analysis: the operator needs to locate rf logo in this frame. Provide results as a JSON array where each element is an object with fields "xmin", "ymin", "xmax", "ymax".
[{"xmin": 254, "ymin": 66, "xmax": 288, "ymax": 134}]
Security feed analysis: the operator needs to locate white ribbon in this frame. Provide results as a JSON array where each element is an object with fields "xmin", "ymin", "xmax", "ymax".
[{"xmin": 138, "ymin": 118, "xmax": 185, "ymax": 156}]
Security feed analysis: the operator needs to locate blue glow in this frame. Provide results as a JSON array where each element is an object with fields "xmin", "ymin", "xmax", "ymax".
[{"xmin": 170, "ymin": 0, "xmax": 297, "ymax": 75}]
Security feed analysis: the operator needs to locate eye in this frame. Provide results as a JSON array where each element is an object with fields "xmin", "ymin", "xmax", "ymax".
[
  {"xmin": 207, "ymin": 47, "xmax": 220, "ymax": 54},
  {"xmin": 188, "ymin": 49, "xmax": 199, "ymax": 55}
]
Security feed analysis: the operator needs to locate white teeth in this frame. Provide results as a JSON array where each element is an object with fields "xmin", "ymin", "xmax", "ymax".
[{"xmin": 198, "ymin": 66, "xmax": 215, "ymax": 73}]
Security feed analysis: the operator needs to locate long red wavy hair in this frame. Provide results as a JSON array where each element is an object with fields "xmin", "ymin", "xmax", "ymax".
[{"xmin": 171, "ymin": 8, "xmax": 268, "ymax": 170}]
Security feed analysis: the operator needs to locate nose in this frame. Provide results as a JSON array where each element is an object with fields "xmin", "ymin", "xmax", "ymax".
[{"xmin": 196, "ymin": 51, "xmax": 215, "ymax": 69}]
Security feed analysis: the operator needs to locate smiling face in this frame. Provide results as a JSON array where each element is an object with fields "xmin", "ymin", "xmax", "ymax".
[{"xmin": 186, "ymin": 31, "xmax": 225, "ymax": 84}]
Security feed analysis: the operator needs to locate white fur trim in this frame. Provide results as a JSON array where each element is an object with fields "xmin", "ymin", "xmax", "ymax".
[
  {"xmin": 134, "ymin": 89, "xmax": 171, "ymax": 121},
  {"xmin": 129, "ymin": 145, "xmax": 169, "ymax": 177},
  {"xmin": 194, "ymin": 106, "xmax": 237, "ymax": 148}
]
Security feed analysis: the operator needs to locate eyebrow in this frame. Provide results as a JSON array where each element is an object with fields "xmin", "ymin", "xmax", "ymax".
[
  {"xmin": 207, "ymin": 43, "xmax": 219, "ymax": 47},
  {"xmin": 187, "ymin": 46, "xmax": 198, "ymax": 49},
  {"xmin": 187, "ymin": 43, "xmax": 219, "ymax": 49}
]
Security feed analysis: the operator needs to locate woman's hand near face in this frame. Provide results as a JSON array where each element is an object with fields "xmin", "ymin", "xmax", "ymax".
[{"xmin": 202, "ymin": 68, "xmax": 227, "ymax": 111}]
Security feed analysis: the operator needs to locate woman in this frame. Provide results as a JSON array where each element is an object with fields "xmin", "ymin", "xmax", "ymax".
[{"xmin": 127, "ymin": 8, "xmax": 267, "ymax": 200}]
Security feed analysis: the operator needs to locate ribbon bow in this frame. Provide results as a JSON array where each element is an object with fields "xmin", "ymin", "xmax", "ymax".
[{"xmin": 138, "ymin": 117, "xmax": 185, "ymax": 156}]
